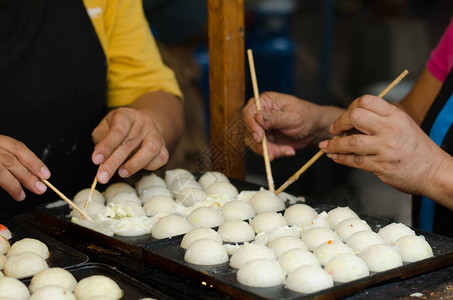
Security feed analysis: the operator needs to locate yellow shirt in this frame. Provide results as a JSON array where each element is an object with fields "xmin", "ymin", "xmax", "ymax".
[{"xmin": 82, "ymin": 0, "xmax": 182, "ymax": 107}]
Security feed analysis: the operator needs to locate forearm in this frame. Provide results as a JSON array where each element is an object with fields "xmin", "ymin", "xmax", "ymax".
[
  {"xmin": 129, "ymin": 90, "xmax": 184, "ymax": 151},
  {"xmin": 424, "ymin": 149, "xmax": 453, "ymax": 211}
]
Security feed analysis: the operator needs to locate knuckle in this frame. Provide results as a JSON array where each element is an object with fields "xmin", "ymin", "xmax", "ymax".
[
  {"xmin": 347, "ymin": 135, "xmax": 361, "ymax": 148},
  {"xmin": 353, "ymin": 154, "xmax": 363, "ymax": 166},
  {"xmin": 349, "ymin": 108, "xmax": 363, "ymax": 123}
]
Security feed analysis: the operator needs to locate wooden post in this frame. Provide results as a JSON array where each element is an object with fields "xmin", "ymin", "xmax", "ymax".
[{"xmin": 207, "ymin": 0, "xmax": 246, "ymax": 180}]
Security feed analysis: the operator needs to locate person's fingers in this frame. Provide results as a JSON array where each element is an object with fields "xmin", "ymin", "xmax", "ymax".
[
  {"xmin": 347, "ymin": 95, "xmax": 395, "ymax": 116},
  {"xmin": 330, "ymin": 107, "xmax": 386, "ymax": 136},
  {"xmin": 0, "ymin": 164, "xmax": 25, "ymax": 201},
  {"xmin": 319, "ymin": 134, "xmax": 379, "ymax": 156},
  {"xmin": 325, "ymin": 152, "xmax": 376, "ymax": 172},
  {"xmin": 242, "ymin": 99, "xmax": 265, "ymax": 143}
]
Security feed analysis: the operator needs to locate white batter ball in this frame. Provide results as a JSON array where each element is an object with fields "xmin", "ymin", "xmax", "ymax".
[
  {"xmin": 204, "ymin": 182, "xmax": 238, "ymax": 200},
  {"xmin": 286, "ymin": 265, "xmax": 333, "ymax": 294},
  {"xmin": 378, "ymin": 222, "xmax": 415, "ymax": 245},
  {"xmin": 4, "ymin": 251, "xmax": 48, "ymax": 279},
  {"xmin": 335, "ymin": 218, "xmax": 371, "ymax": 242},
  {"xmin": 198, "ymin": 171, "xmax": 230, "ymax": 189},
  {"xmin": 184, "ymin": 238, "xmax": 228, "ymax": 265},
  {"xmin": 302, "ymin": 227, "xmax": 340, "ymax": 251},
  {"xmin": 70, "ymin": 201, "xmax": 107, "ymax": 219},
  {"xmin": 135, "ymin": 173, "xmax": 166, "ymax": 194},
  {"xmin": 346, "ymin": 230, "xmax": 386, "ymax": 252},
  {"xmin": 187, "ymin": 207, "xmax": 224, "ymax": 228},
  {"xmin": 325, "ymin": 254, "xmax": 369, "ymax": 282},
  {"xmin": 139, "ymin": 187, "xmax": 172, "ymax": 204},
  {"xmin": 143, "ymin": 195, "xmax": 176, "ymax": 216},
  {"xmin": 7, "ymin": 238, "xmax": 49, "ymax": 259},
  {"xmin": 0, "ymin": 253, "xmax": 6, "ymax": 270},
  {"xmin": 103, "ymin": 182, "xmax": 135, "ymax": 200},
  {"xmin": 261, "ymin": 226, "xmax": 300, "ymax": 245},
  {"xmin": 0, "ymin": 276, "xmax": 30, "ymax": 300},
  {"xmin": 222, "ymin": 200, "xmax": 255, "ymax": 221},
  {"xmin": 151, "ymin": 215, "xmax": 193, "ymax": 239},
  {"xmin": 169, "ymin": 177, "xmax": 200, "ymax": 198},
  {"xmin": 0, "ymin": 237, "xmax": 9, "ymax": 255},
  {"xmin": 229, "ymin": 243, "xmax": 276, "ymax": 269},
  {"xmin": 164, "ymin": 169, "xmax": 194, "ymax": 186},
  {"xmin": 300, "ymin": 211, "xmax": 330, "ymax": 233},
  {"xmin": 359, "ymin": 244, "xmax": 403, "ymax": 272},
  {"xmin": 109, "ymin": 201, "xmax": 146, "ymax": 218},
  {"xmin": 73, "ymin": 189, "xmax": 105, "ymax": 205},
  {"xmin": 284, "ymin": 203, "xmax": 317, "ymax": 226},
  {"xmin": 327, "ymin": 207, "xmax": 359, "ymax": 230},
  {"xmin": 237, "ymin": 259, "xmax": 285, "ymax": 287},
  {"xmin": 268, "ymin": 236, "xmax": 307, "ymax": 257},
  {"xmin": 175, "ymin": 187, "xmax": 207, "ymax": 207},
  {"xmin": 29, "ymin": 267, "xmax": 77, "ymax": 293},
  {"xmin": 278, "ymin": 248, "xmax": 320, "ymax": 273},
  {"xmin": 249, "ymin": 212, "xmax": 287, "ymax": 233},
  {"xmin": 248, "ymin": 190, "xmax": 285, "ymax": 214},
  {"xmin": 30, "ymin": 285, "xmax": 76, "ymax": 300},
  {"xmin": 395, "ymin": 235, "xmax": 433, "ymax": 262},
  {"xmin": 180, "ymin": 228, "xmax": 222, "ymax": 249},
  {"xmin": 74, "ymin": 275, "xmax": 123, "ymax": 300},
  {"xmin": 106, "ymin": 192, "xmax": 141, "ymax": 206},
  {"xmin": 217, "ymin": 220, "xmax": 255, "ymax": 243},
  {"xmin": 313, "ymin": 240, "xmax": 354, "ymax": 266}
]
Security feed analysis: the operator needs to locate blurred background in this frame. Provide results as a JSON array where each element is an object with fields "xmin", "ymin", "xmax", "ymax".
[{"xmin": 142, "ymin": 0, "xmax": 453, "ymax": 225}]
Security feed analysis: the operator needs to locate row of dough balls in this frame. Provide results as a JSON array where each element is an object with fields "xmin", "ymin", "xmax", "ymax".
[{"xmin": 179, "ymin": 205, "xmax": 433, "ymax": 294}]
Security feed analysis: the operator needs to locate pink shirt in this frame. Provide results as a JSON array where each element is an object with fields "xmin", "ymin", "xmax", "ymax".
[{"xmin": 427, "ymin": 16, "xmax": 453, "ymax": 82}]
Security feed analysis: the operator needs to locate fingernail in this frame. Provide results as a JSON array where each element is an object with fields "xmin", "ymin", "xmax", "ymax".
[
  {"xmin": 262, "ymin": 113, "xmax": 270, "ymax": 122},
  {"xmin": 284, "ymin": 149, "xmax": 295, "ymax": 156},
  {"xmin": 98, "ymin": 171, "xmax": 109, "ymax": 183},
  {"xmin": 93, "ymin": 154, "xmax": 105, "ymax": 165},
  {"xmin": 319, "ymin": 141, "xmax": 328, "ymax": 149},
  {"xmin": 18, "ymin": 190, "xmax": 26, "ymax": 201},
  {"xmin": 35, "ymin": 181, "xmax": 47, "ymax": 193},
  {"xmin": 40, "ymin": 166, "xmax": 51, "ymax": 179},
  {"xmin": 253, "ymin": 133, "xmax": 261, "ymax": 142},
  {"xmin": 118, "ymin": 168, "xmax": 129, "ymax": 178},
  {"xmin": 326, "ymin": 153, "xmax": 338, "ymax": 159}
]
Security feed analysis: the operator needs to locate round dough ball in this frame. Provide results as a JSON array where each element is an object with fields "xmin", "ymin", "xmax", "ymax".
[
  {"xmin": 0, "ymin": 276, "xmax": 30, "ymax": 300},
  {"xmin": 180, "ymin": 228, "xmax": 222, "ymax": 249},
  {"xmin": 301, "ymin": 211, "xmax": 330, "ymax": 233},
  {"xmin": 313, "ymin": 240, "xmax": 354, "ymax": 266},
  {"xmin": 286, "ymin": 265, "xmax": 333, "ymax": 294},
  {"xmin": 0, "ymin": 254, "xmax": 6, "ymax": 270},
  {"xmin": 187, "ymin": 207, "xmax": 224, "ymax": 228},
  {"xmin": 70, "ymin": 201, "xmax": 107, "ymax": 219},
  {"xmin": 395, "ymin": 235, "xmax": 433, "ymax": 262},
  {"xmin": 278, "ymin": 248, "xmax": 320, "ymax": 273},
  {"xmin": 249, "ymin": 212, "xmax": 287, "ymax": 234},
  {"xmin": 230, "ymin": 243, "xmax": 276, "ymax": 269},
  {"xmin": 74, "ymin": 275, "xmax": 123, "ymax": 300},
  {"xmin": 327, "ymin": 207, "xmax": 359, "ymax": 230},
  {"xmin": 346, "ymin": 230, "xmax": 386, "ymax": 252},
  {"xmin": 169, "ymin": 177, "xmax": 200, "ymax": 198},
  {"xmin": 259, "ymin": 226, "xmax": 300, "ymax": 245},
  {"xmin": 151, "ymin": 215, "xmax": 193, "ymax": 239},
  {"xmin": 103, "ymin": 182, "xmax": 135, "ymax": 200},
  {"xmin": 198, "ymin": 171, "xmax": 230, "ymax": 189},
  {"xmin": 0, "ymin": 237, "xmax": 10, "ymax": 255},
  {"xmin": 222, "ymin": 200, "xmax": 255, "ymax": 221},
  {"xmin": 302, "ymin": 227, "xmax": 340, "ymax": 251},
  {"xmin": 136, "ymin": 173, "xmax": 166, "ymax": 194},
  {"xmin": 7, "ymin": 238, "xmax": 49, "ymax": 259},
  {"xmin": 139, "ymin": 187, "xmax": 172, "ymax": 204},
  {"xmin": 217, "ymin": 220, "xmax": 255, "ymax": 243},
  {"xmin": 106, "ymin": 192, "xmax": 141, "ymax": 205},
  {"xmin": 175, "ymin": 187, "xmax": 207, "ymax": 207},
  {"xmin": 378, "ymin": 222, "xmax": 415, "ymax": 245},
  {"xmin": 143, "ymin": 196, "xmax": 176, "ymax": 216},
  {"xmin": 4, "ymin": 251, "xmax": 48, "ymax": 279},
  {"xmin": 237, "ymin": 259, "xmax": 285, "ymax": 287},
  {"xmin": 268, "ymin": 236, "xmax": 307, "ymax": 257},
  {"xmin": 325, "ymin": 254, "xmax": 369, "ymax": 283},
  {"xmin": 359, "ymin": 244, "xmax": 403, "ymax": 272},
  {"xmin": 73, "ymin": 189, "xmax": 105, "ymax": 205},
  {"xmin": 284, "ymin": 204, "xmax": 317, "ymax": 226},
  {"xmin": 184, "ymin": 238, "xmax": 228, "ymax": 265},
  {"xmin": 336, "ymin": 218, "xmax": 371, "ymax": 242},
  {"xmin": 204, "ymin": 182, "xmax": 238, "ymax": 200},
  {"xmin": 109, "ymin": 201, "xmax": 146, "ymax": 218},
  {"xmin": 165, "ymin": 169, "xmax": 194, "ymax": 186},
  {"xmin": 29, "ymin": 267, "xmax": 77, "ymax": 293},
  {"xmin": 30, "ymin": 285, "xmax": 75, "ymax": 300},
  {"xmin": 249, "ymin": 190, "xmax": 285, "ymax": 214}
]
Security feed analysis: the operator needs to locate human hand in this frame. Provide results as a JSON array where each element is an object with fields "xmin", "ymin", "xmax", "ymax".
[
  {"xmin": 319, "ymin": 95, "xmax": 446, "ymax": 196},
  {"xmin": 91, "ymin": 107, "xmax": 169, "ymax": 184},
  {"xmin": 0, "ymin": 135, "xmax": 50, "ymax": 201}
]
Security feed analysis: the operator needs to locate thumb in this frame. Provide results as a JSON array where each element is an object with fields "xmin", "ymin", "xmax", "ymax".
[{"xmin": 255, "ymin": 109, "xmax": 288, "ymax": 130}]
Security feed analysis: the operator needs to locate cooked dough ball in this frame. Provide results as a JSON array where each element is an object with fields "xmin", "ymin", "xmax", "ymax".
[
  {"xmin": 258, "ymin": 226, "xmax": 300, "ymax": 245},
  {"xmin": 29, "ymin": 267, "xmax": 77, "ymax": 293},
  {"xmin": 187, "ymin": 207, "xmax": 224, "ymax": 228},
  {"xmin": 151, "ymin": 215, "xmax": 193, "ymax": 239},
  {"xmin": 4, "ymin": 252, "xmax": 48, "ymax": 278},
  {"xmin": 336, "ymin": 218, "xmax": 371, "ymax": 242},
  {"xmin": 327, "ymin": 207, "xmax": 359, "ymax": 230},
  {"xmin": 0, "ymin": 237, "xmax": 9, "ymax": 255},
  {"xmin": 143, "ymin": 196, "xmax": 176, "ymax": 216},
  {"xmin": 30, "ymin": 285, "xmax": 75, "ymax": 300},
  {"xmin": 286, "ymin": 265, "xmax": 333, "ymax": 294},
  {"xmin": 284, "ymin": 204, "xmax": 317, "ymax": 226},
  {"xmin": 395, "ymin": 235, "xmax": 433, "ymax": 262},
  {"xmin": 346, "ymin": 230, "xmax": 386, "ymax": 252},
  {"xmin": 278, "ymin": 248, "xmax": 320, "ymax": 273},
  {"xmin": 237, "ymin": 259, "xmax": 285, "ymax": 287},
  {"xmin": 136, "ymin": 173, "xmax": 166, "ymax": 194},
  {"xmin": 175, "ymin": 187, "xmax": 207, "ymax": 207},
  {"xmin": 109, "ymin": 201, "xmax": 146, "ymax": 218},
  {"xmin": 106, "ymin": 192, "xmax": 141, "ymax": 205},
  {"xmin": 7, "ymin": 238, "xmax": 49, "ymax": 259},
  {"xmin": 222, "ymin": 200, "xmax": 255, "ymax": 221},
  {"xmin": 0, "ymin": 270, "xmax": 3, "ymax": 277},
  {"xmin": 0, "ymin": 254, "xmax": 5, "ymax": 270},
  {"xmin": 73, "ymin": 189, "xmax": 105, "ymax": 205},
  {"xmin": 165, "ymin": 169, "xmax": 194, "ymax": 186},
  {"xmin": 313, "ymin": 240, "xmax": 354, "ymax": 266},
  {"xmin": 169, "ymin": 177, "xmax": 200, "ymax": 198},
  {"xmin": 0, "ymin": 276, "xmax": 30, "ymax": 300},
  {"xmin": 103, "ymin": 182, "xmax": 135, "ymax": 200},
  {"xmin": 325, "ymin": 254, "xmax": 369, "ymax": 282},
  {"xmin": 184, "ymin": 238, "xmax": 228, "ymax": 265},
  {"xmin": 70, "ymin": 201, "xmax": 107, "ymax": 219},
  {"xmin": 74, "ymin": 275, "xmax": 123, "ymax": 300},
  {"xmin": 139, "ymin": 187, "xmax": 172, "ymax": 204},
  {"xmin": 217, "ymin": 220, "xmax": 255, "ymax": 243},
  {"xmin": 302, "ymin": 227, "xmax": 340, "ymax": 251},
  {"xmin": 359, "ymin": 244, "xmax": 403, "ymax": 272},
  {"xmin": 204, "ymin": 182, "xmax": 238, "ymax": 200},
  {"xmin": 198, "ymin": 171, "xmax": 230, "ymax": 189},
  {"xmin": 180, "ymin": 228, "xmax": 222, "ymax": 249},
  {"xmin": 249, "ymin": 212, "xmax": 287, "ymax": 234},
  {"xmin": 249, "ymin": 190, "xmax": 285, "ymax": 214},
  {"xmin": 301, "ymin": 211, "xmax": 330, "ymax": 233},
  {"xmin": 230, "ymin": 243, "xmax": 276, "ymax": 269},
  {"xmin": 378, "ymin": 222, "xmax": 416, "ymax": 245},
  {"xmin": 268, "ymin": 236, "xmax": 307, "ymax": 257}
]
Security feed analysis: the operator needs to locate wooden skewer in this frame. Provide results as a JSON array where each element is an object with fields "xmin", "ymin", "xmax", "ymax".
[
  {"xmin": 84, "ymin": 164, "xmax": 102, "ymax": 209},
  {"xmin": 247, "ymin": 49, "xmax": 275, "ymax": 191},
  {"xmin": 41, "ymin": 179, "xmax": 93, "ymax": 221},
  {"xmin": 275, "ymin": 69, "xmax": 409, "ymax": 195}
]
